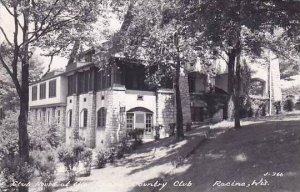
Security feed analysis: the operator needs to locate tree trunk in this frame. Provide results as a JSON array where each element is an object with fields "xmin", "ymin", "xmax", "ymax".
[
  {"xmin": 175, "ymin": 57, "xmax": 184, "ymax": 140},
  {"xmin": 18, "ymin": 100, "xmax": 30, "ymax": 192},
  {"xmin": 18, "ymin": 1, "xmax": 30, "ymax": 191},
  {"xmin": 226, "ymin": 49, "xmax": 236, "ymax": 120},
  {"xmin": 234, "ymin": 40, "xmax": 242, "ymax": 128},
  {"xmin": 233, "ymin": 0, "xmax": 243, "ymax": 128}
]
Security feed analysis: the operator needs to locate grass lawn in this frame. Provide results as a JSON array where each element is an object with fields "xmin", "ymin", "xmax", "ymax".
[{"xmin": 136, "ymin": 113, "xmax": 300, "ymax": 192}]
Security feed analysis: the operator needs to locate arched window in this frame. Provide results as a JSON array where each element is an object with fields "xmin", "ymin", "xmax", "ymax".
[
  {"xmin": 97, "ymin": 108, "xmax": 106, "ymax": 128},
  {"xmin": 249, "ymin": 78, "xmax": 265, "ymax": 96},
  {"xmin": 80, "ymin": 109, "xmax": 88, "ymax": 128},
  {"xmin": 126, "ymin": 107, "xmax": 153, "ymax": 130},
  {"xmin": 67, "ymin": 110, "xmax": 72, "ymax": 127}
]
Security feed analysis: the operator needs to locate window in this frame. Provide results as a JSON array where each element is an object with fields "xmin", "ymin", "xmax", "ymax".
[
  {"xmin": 146, "ymin": 114, "xmax": 152, "ymax": 132},
  {"xmin": 80, "ymin": 109, "xmax": 88, "ymax": 127},
  {"xmin": 97, "ymin": 108, "xmax": 106, "ymax": 127},
  {"xmin": 126, "ymin": 113, "xmax": 134, "ymax": 129},
  {"xmin": 188, "ymin": 73, "xmax": 207, "ymax": 93},
  {"xmin": 40, "ymin": 83, "xmax": 46, "ymax": 99},
  {"xmin": 135, "ymin": 113, "xmax": 144, "ymax": 123},
  {"xmin": 249, "ymin": 79, "xmax": 265, "ymax": 96},
  {"xmin": 68, "ymin": 75, "xmax": 76, "ymax": 95},
  {"xmin": 67, "ymin": 110, "xmax": 72, "ymax": 127},
  {"xmin": 49, "ymin": 80, "xmax": 56, "ymax": 98},
  {"xmin": 32, "ymin": 85, "xmax": 37, "ymax": 101},
  {"xmin": 189, "ymin": 76, "xmax": 196, "ymax": 93},
  {"xmin": 137, "ymin": 95, "xmax": 143, "ymax": 100},
  {"xmin": 78, "ymin": 71, "xmax": 91, "ymax": 94},
  {"xmin": 96, "ymin": 70, "xmax": 111, "ymax": 90}
]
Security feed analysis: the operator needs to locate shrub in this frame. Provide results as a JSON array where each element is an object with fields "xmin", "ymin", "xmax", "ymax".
[
  {"xmin": 0, "ymin": 111, "xmax": 19, "ymax": 158},
  {"xmin": 80, "ymin": 149, "xmax": 93, "ymax": 176},
  {"xmin": 119, "ymin": 138, "xmax": 133, "ymax": 154},
  {"xmin": 28, "ymin": 123, "xmax": 51, "ymax": 151},
  {"xmin": 46, "ymin": 123, "xmax": 62, "ymax": 148},
  {"xmin": 127, "ymin": 128, "xmax": 144, "ymax": 142},
  {"xmin": 283, "ymin": 99, "xmax": 294, "ymax": 112},
  {"xmin": 95, "ymin": 149, "xmax": 108, "ymax": 169},
  {"xmin": 154, "ymin": 126, "xmax": 160, "ymax": 140},
  {"xmin": 94, "ymin": 148, "xmax": 115, "ymax": 168},
  {"xmin": 0, "ymin": 155, "xmax": 34, "ymax": 192},
  {"xmin": 249, "ymin": 98, "xmax": 268, "ymax": 117},
  {"xmin": 273, "ymin": 101, "xmax": 281, "ymax": 114},
  {"xmin": 72, "ymin": 141, "xmax": 85, "ymax": 161},
  {"xmin": 127, "ymin": 141, "xmax": 136, "ymax": 151},
  {"xmin": 114, "ymin": 144, "xmax": 125, "ymax": 159},
  {"xmin": 57, "ymin": 145, "xmax": 78, "ymax": 183},
  {"xmin": 31, "ymin": 150, "xmax": 56, "ymax": 192},
  {"xmin": 106, "ymin": 147, "xmax": 115, "ymax": 163}
]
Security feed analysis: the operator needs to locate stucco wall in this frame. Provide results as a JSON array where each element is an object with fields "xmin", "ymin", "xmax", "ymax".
[{"xmin": 156, "ymin": 89, "xmax": 175, "ymax": 129}]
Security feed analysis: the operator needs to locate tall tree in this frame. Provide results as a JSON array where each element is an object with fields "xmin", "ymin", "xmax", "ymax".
[
  {"xmin": 194, "ymin": 0, "xmax": 300, "ymax": 128},
  {"xmin": 0, "ymin": 1, "xmax": 101, "ymax": 191}
]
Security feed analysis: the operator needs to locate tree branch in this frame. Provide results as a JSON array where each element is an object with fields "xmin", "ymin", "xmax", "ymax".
[
  {"xmin": 0, "ymin": 1, "xmax": 24, "ymax": 30},
  {"xmin": 0, "ymin": 27, "xmax": 13, "ymax": 47},
  {"xmin": 20, "ymin": 15, "xmax": 79, "ymax": 48},
  {"xmin": 219, "ymin": 53, "xmax": 229, "ymax": 65},
  {"xmin": 0, "ymin": 0, "xmax": 14, "ymax": 16},
  {"xmin": 39, "ymin": 46, "xmax": 65, "ymax": 80},
  {"xmin": 32, "ymin": 0, "xmax": 61, "ymax": 38},
  {"xmin": 0, "ymin": 53, "xmax": 22, "ymax": 96},
  {"xmin": 12, "ymin": 4, "xmax": 20, "ymax": 79}
]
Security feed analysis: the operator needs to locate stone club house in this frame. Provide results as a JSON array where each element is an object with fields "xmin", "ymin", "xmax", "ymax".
[{"xmin": 28, "ymin": 49, "xmax": 282, "ymax": 148}]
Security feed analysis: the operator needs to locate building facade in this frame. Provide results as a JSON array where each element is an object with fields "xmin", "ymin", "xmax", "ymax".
[{"xmin": 28, "ymin": 50, "xmax": 282, "ymax": 148}]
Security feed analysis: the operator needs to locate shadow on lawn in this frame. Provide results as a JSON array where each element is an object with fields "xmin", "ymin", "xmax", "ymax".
[
  {"xmin": 114, "ymin": 133, "xmax": 205, "ymax": 176},
  {"xmin": 128, "ymin": 118, "xmax": 300, "ymax": 192}
]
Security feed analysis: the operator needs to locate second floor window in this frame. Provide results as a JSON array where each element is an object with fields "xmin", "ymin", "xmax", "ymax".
[
  {"xmin": 96, "ymin": 70, "xmax": 111, "ymax": 91},
  {"xmin": 40, "ymin": 83, "xmax": 46, "ymax": 99},
  {"xmin": 32, "ymin": 85, "xmax": 37, "ymax": 101},
  {"xmin": 68, "ymin": 75, "xmax": 76, "ymax": 95},
  {"xmin": 49, "ymin": 80, "xmax": 56, "ymax": 98},
  {"xmin": 79, "ymin": 71, "xmax": 90, "ymax": 93}
]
